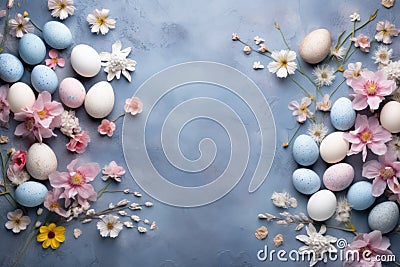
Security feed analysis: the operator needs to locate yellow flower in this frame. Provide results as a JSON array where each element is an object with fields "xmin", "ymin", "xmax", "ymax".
[{"xmin": 37, "ymin": 223, "xmax": 66, "ymax": 249}]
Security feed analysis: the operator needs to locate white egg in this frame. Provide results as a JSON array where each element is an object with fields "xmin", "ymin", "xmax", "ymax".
[
  {"xmin": 70, "ymin": 44, "xmax": 101, "ymax": 77},
  {"xmin": 307, "ymin": 189, "xmax": 337, "ymax": 221},
  {"xmin": 26, "ymin": 143, "xmax": 58, "ymax": 180},
  {"xmin": 299, "ymin": 29, "xmax": 331, "ymax": 64},
  {"xmin": 380, "ymin": 101, "xmax": 400, "ymax": 133},
  {"xmin": 7, "ymin": 82, "xmax": 36, "ymax": 113},
  {"xmin": 319, "ymin": 132, "xmax": 349, "ymax": 164},
  {"xmin": 84, "ymin": 81, "xmax": 115, "ymax": 118}
]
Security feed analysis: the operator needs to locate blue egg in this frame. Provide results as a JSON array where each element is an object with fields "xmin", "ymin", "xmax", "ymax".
[
  {"xmin": 18, "ymin": 33, "xmax": 46, "ymax": 65},
  {"xmin": 0, "ymin": 53, "xmax": 24, "ymax": 82},
  {"xmin": 15, "ymin": 181, "xmax": 48, "ymax": 207},
  {"xmin": 43, "ymin": 21, "xmax": 73, "ymax": 49},
  {"xmin": 292, "ymin": 134, "xmax": 319, "ymax": 166},
  {"xmin": 292, "ymin": 168, "xmax": 321, "ymax": 195},
  {"xmin": 330, "ymin": 97, "xmax": 356, "ymax": 131},
  {"xmin": 31, "ymin": 65, "xmax": 59, "ymax": 94},
  {"xmin": 347, "ymin": 181, "xmax": 376, "ymax": 210},
  {"xmin": 368, "ymin": 201, "xmax": 399, "ymax": 234}
]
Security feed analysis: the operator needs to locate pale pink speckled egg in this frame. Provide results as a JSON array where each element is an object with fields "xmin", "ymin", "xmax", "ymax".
[
  {"xmin": 59, "ymin": 77, "xmax": 86, "ymax": 108},
  {"xmin": 323, "ymin": 163, "xmax": 354, "ymax": 191}
]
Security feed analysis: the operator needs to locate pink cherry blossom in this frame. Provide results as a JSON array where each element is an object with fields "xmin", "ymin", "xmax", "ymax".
[
  {"xmin": 349, "ymin": 70, "xmax": 396, "ymax": 111},
  {"xmin": 343, "ymin": 62, "xmax": 363, "ymax": 86},
  {"xmin": 343, "ymin": 114, "xmax": 392, "ymax": 162},
  {"xmin": 124, "ymin": 97, "xmax": 143, "ymax": 115},
  {"xmin": 362, "ymin": 151, "xmax": 400, "ymax": 197},
  {"xmin": 45, "ymin": 49, "xmax": 65, "ymax": 70},
  {"xmin": 44, "ymin": 188, "xmax": 70, "ymax": 217},
  {"xmin": 288, "ymin": 97, "xmax": 313, "ymax": 123},
  {"xmin": 0, "ymin": 84, "xmax": 10, "ymax": 127},
  {"xmin": 351, "ymin": 34, "xmax": 370, "ymax": 52},
  {"xmin": 98, "ymin": 119, "xmax": 115, "ymax": 137},
  {"xmin": 49, "ymin": 159, "xmax": 100, "ymax": 206},
  {"xmin": 375, "ymin": 20, "xmax": 400, "ymax": 44},
  {"xmin": 102, "ymin": 161, "xmax": 125, "ymax": 182},
  {"xmin": 316, "ymin": 94, "xmax": 331, "ymax": 111},
  {"xmin": 9, "ymin": 150, "xmax": 27, "ymax": 173},
  {"xmin": 66, "ymin": 130, "xmax": 90, "ymax": 154},
  {"xmin": 344, "ymin": 230, "xmax": 393, "ymax": 267}
]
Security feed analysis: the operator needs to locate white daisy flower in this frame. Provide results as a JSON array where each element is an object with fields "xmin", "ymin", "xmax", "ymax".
[
  {"xmin": 267, "ymin": 50, "xmax": 297, "ymax": 78},
  {"xmin": 330, "ymin": 46, "xmax": 345, "ymax": 60},
  {"xmin": 254, "ymin": 35, "xmax": 265, "ymax": 45},
  {"xmin": 312, "ymin": 64, "xmax": 336, "ymax": 87},
  {"xmin": 97, "ymin": 214, "xmax": 123, "ymax": 238},
  {"xmin": 86, "ymin": 8, "xmax": 116, "ymax": 35},
  {"xmin": 349, "ymin": 12, "xmax": 360, "ymax": 22},
  {"xmin": 48, "ymin": 0, "xmax": 75, "ymax": 20},
  {"xmin": 307, "ymin": 123, "xmax": 328, "ymax": 144},
  {"xmin": 252, "ymin": 61, "xmax": 264, "ymax": 70},
  {"xmin": 5, "ymin": 209, "xmax": 31, "ymax": 233},
  {"xmin": 372, "ymin": 45, "xmax": 393, "ymax": 65},
  {"xmin": 381, "ymin": 60, "xmax": 400, "ymax": 81}
]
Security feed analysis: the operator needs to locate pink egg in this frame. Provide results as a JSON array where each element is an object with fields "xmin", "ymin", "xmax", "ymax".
[
  {"xmin": 59, "ymin": 77, "xmax": 86, "ymax": 108},
  {"xmin": 323, "ymin": 163, "xmax": 354, "ymax": 191}
]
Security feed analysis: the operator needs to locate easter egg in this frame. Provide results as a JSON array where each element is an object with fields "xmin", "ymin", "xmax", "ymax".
[
  {"xmin": 71, "ymin": 44, "xmax": 101, "ymax": 77},
  {"xmin": 31, "ymin": 65, "xmax": 59, "ymax": 94},
  {"xmin": 42, "ymin": 21, "xmax": 73, "ymax": 49},
  {"xmin": 26, "ymin": 143, "xmax": 58, "ymax": 180},
  {"xmin": 330, "ymin": 97, "xmax": 356, "ymax": 131},
  {"xmin": 292, "ymin": 168, "xmax": 321, "ymax": 195},
  {"xmin": 7, "ymin": 82, "xmax": 36, "ymax": 113},
  {"xmin": 323, "ymin": 163, "xmax": 354, "ymax": 191},
  {"xmin": 59, "ymin": 77, "xmax": 86, "ymax": 108},
  {"xmin": 368, "ymin": 201, "xmax": 399, "ymax": 234},
  {"xmin": 84, "ymin": 81, "xmax": 114, "ymax": 118},
  {"xmin": 292, "ymin": 134, "xmax": 319, "ymax": 166},
  {"xmin": 15, "ymin": 181, "xmax": 48, "ymax": 207},
  {"xmin": 380, "ymin": 101, "xmax": 400, "ymax": 133},
  {"xmin": 299, "ymin": 29, "xmax": 331, "ymax": 64},
  {"xmin": 319, "ymin": 132, "xmax": 349, "ymax": 164},
  {"xmin": 18, "ymin": 33, "xmax": 46, "ymax": 65},
  {"xmin": 307, "ymin": 189, "xmax": 337, "ymax": 221},
  {"xmin": 0, "ymin": 53, "xmax": 24, "ymax": 83},
  {"xmin": 347, "ymin": 181, "xmax": 375, "ymax": 210}
]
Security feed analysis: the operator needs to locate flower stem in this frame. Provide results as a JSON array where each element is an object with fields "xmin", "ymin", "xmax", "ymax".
[
  {"xmin": 236, "ymin": 39, "xmax": 272, "ymax": 59},
  {"xmin": 97, "ymin": 180, "xmax": 113, "ymax": 200},
  {"xmin": 329, "ymin": 78, "xmax": 346, "ymax": 97},
  {"xmin": 289, "ymin": 76, "xmax": 312, "ymax": 97},
  {"xmin": 29, "ymin": 19, "xmax": 42, "ymax": 32},
  {"xmin": 283, "ymin": 123, "xmax": 302, "ymax": 148},
  {"xmin": 325, "ymin": 224, "xmax": 357, "ymax": 235},
  {"xmin": 111, "ymin": 113, "xmax": 126, "ymax": 123}
]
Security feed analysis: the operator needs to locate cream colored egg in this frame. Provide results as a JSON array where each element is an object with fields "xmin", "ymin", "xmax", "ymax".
[
  {"xmin": 84, "ymin": 81, "xmax": 115, "ymax": 118},
  {"xmin": 70, "ymin": 44, "xmax": 101, "ymax": 77},
  {"xmin": 7, "ymin": 82, "xmax": 36, "ymax": 113},
  {"xmin": 380, "ymin": 101, "xmax": 400, "ymax": 133},
  {"xmin": 299, "ymin": 29, "xmax": 331, "ymax": 64},
  {"xmin": 307, "ymin": 189, "xmax": 337, "ymax": 221},
  {"xmin": 26, "ymin": 143, "xmax": 58, "ymax": 180},
  {"xmin": 320, "ymin": 132, "xmax": 349, "ymax": 164}
]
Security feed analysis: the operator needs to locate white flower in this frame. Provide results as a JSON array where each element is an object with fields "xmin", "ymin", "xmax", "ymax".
[
  {"xmin": 133, "ymin": 191, "xmax": 142, "ymax": 197},
  {"xmin": 312, "ymin": 64, "xmax": 336, "ymax": 87},
  {"xmin": 48, "ymin": 0, "xmax": 75, "ymax": 20},
  {"xmin": 143, "ymin": 219, "xmax": 150, "ymax": 225},
  {"xmin": 144, "ymin": 202, "xmax": 153, "ymax": 207},
  {"xmin": 387, "ymin": 135, "xmax": 400, "ymax": 159},
  {"xmin": 372, "ymin": 45, "xmax": 393, "ymax": 65},
  {"xmin": 99, "ymin": 40, "xmax": 137, "ymax": 82},
  {"xmin": 73, "ymin": 228, "xmax": 82, "ymax": 238},
  {"xmin": 253, "ymin": 61, "xmax": 264, "ymax": 70},
  {"xmin": 330, "ymin": 46, "xmax": 345, "ymax": 60},
  {"xmin": 296, "ymin": 224, "xmax": 338, "ymax": 267},
  {"xmin": 381, "ymin": 60, "xmax": 400, "ymax": 81},
  {"xmin": 86, "ymin": 8, "xmax": 116, "ymax": 35},
  {"xmin": 7, "ymin": 169, "xmax": 29, "ymax": 185},
  {"xmin": 60, "ymin": 110, "xmax": 81, "ymax": 137},
  {"xmin": 131, "ymin": 215, "xmax": 140, "ymax": 222},
  {"xmin": 307, "ymin": 123, "xmax": 328, "ymax": 144},
  {"xmin": 8, "ymin": 13, "xmax": 34, "ymax": 38},
  {"xmin": 271, "ymin": 192, "xmax": 297, "ymax": 208},
  {"xmin": 117, "ymin": 199, "xmax": 129, "ymax": 206},
  {"xmin": 108, "ymin": 203, "xmax": 115, "ymax": 209},
  {"xmin": 118, "ymin": 211, "xmax": 128, "ymax": 216},
  {"xmin": 254, "ymin": 35, "xmax": 265, "ymax": 45},
  {"xmin": 137, "ymin": 226, "xmax": 147, "ymax": 233},
  {"xmin": 35, "ymin": 221, "xmax": 42, "ymax": 228},
  {"xmin": 97, "ymin": 214, "xmax": 123, "ymax": 238},
  {"xmin": 243, "ymin": 45, "xmax": 251, "ymax": 55},
  {"xmin": 36, "ymin": 208, "xmax": 43, "ymax": 216},
  {"xmin": 267, "ymin": 50, "xmax": 297, "ymax": 78},
  {"xmin": 335, "ymin": 198, "xmax": 352, "ymax": 223},
  {"xmin": 5, "ymin": 209, "xmax": 31, "ymax": 233},
  {"xmin": 349, "ymin": 12, "xmax": 360, "ymax": 22},
  {"xmin": 150, "ymin": 221, "xmax": 157, "ymax": 230},
  {"xmin": 123, "ymin": 221, "xmax": 134, "ymax": 228}
]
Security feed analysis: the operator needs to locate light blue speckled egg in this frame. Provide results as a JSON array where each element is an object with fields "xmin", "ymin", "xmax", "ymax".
[
  {"xmin": 15, "ymin": 181, "xmax": 48, "ymax": 207},
  {"xmin": 0, "ymin": 53, "xmax": 24, "ymax": 83},
  {"xmin": 347, "ymin": 181, "xmax": 375, "ymax": 210},
  {"xmin": 330, "ymin": 97, "xmax": 356, "ymax": 131},
  {"xmin": 368, "ymin": 201, "xmax": 399, "ymax": 234},
  {"xmin": 43, "ymin": 21, "xmax": 73, "ymax": 49},
  {"xmin": 292, "ymin": 168, "xmax": 321, "ymax": 195},
  {"xmin": 31, "ymin": 65, "xmax": 59, "ymax": 94},
  {"xmin": 18, "ymin": 33, "xmax": 46, "ymax": 65},
  {"xmin": 292, "ymin": 134, "xmax": 319, "ymax": 166}
]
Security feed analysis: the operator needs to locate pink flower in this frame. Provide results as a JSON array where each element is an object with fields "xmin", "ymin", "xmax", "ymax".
[
  {"xmin": 362, "ymin": 152, "xmax": 400, "ymax": 197},
  {"xmin": 316, "ymin": 94, "xmax": 331, "ymax": 111},
  {"xmin": 344, "ymin": 62, "xmax": 363, "ymax": 86},
  {"xmin": 288, "ymin": 97, "xmax": 313, "ymax": 123},
  {"xmin": 344, "ymin": 230, "xmax": 393, "ymax": 267},
  {"xmin": 98, "ymin": 119, "xmax": 115, "ymax": 137},
  {"xmin": 124, "ymin": 97, "xmax": 143, "ymax": 115},
  {"xmin": 66, "ymin": 130, "xmax": 90, "ymax": 154},
  {"xmin": 343, "ymin": 114, "xmax": 392, "ymax": 162},
  {"xmin": 9, "ymin": 150, "xmax": 27, "ymax": 173},
  {"xmin": 375, "ymin": 20, "xmax": 400, "ymax": 44},
  {"xmin": 349, "ymin": 70, "xmax": 396, "ymax": 111},
  {"xmin": 49, "ymin": 159, "xmax": 100, "ymax": 206},
  {"xmin": 45, "ymin": 49, "xmax": 65, "ymax": 70},
  {"xmin": 351, "ymin": 34, "xmax": 370, "ymax": 52},
  {"xmin": 43, "ymin": 188, "xmax": 70, "ymax": 217},
  {"xmin": 102, "ymin": 161, "xmax": 125, "ymax": 182},
  {"xmin": 0, "ymin": 84, "xmax": 10, "ymax": 127}
]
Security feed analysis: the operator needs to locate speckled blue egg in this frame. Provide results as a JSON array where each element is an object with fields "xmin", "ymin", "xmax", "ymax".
[
  {"xmin": 15, "ymin": 181, "xmax": 48, "ymax": 207},
  {"xmin": 0, "ymin": 53, "xmax": 24, "ymax": 82},
  {"xmin": 330, "ymin": 97, "xmax": 356, "ymax": 131},
  {"xmin": 292, "ymin": 134, "xmax": 319, "ymax": 166},
  {"xmin": 18, "ymin": 33, "xmax": 46, "ymax": 65},
  {"xmin": 42, "ymin": 21, "xmax": 73, "ymax": 49},
  {"xmin": 31, "ymin": 65, "xmax": 59, "ymax": 94},
  {"xmin": 368, "ymin": 202, "xmax": 399, "ymax": 234},
  {"xmin": 347, "ymin": 181, "xmax": 376, "ymax": 210},
  {"xmin": 292, "ymin": 168, "xmax": 321, "ymax": 195}
]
